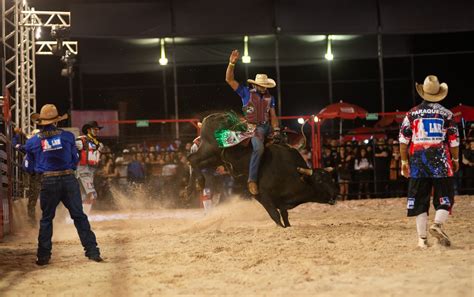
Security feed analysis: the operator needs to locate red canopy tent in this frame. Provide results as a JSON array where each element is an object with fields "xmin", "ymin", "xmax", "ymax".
[
  {"xmin": 374, "ymin": 113, "xmax": 405, "ymax": 128},
  {"xmin": 317, "ymin": 101, "xmax": 368, "ymax": 120},
  {"xmin": 314, "ymin": 101, "xmax": 368, "ymax": 167},
  {"xmin": 451, "ymin": 104, "xmax": 474, "ymax": 123}
]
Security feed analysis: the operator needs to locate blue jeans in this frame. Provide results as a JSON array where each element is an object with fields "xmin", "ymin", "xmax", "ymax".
[
  {"xmin": 249, "ymin": 124, "xmax": 271, "ymax": 182},
  {"xmin": 37, "ymin": 174, "xmax": 100, "ymax": 258}
]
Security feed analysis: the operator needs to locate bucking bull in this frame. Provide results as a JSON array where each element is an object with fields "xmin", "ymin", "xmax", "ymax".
[{"xmin": 187, "ymin": 112, "xmax": 338, "ymax": 227}]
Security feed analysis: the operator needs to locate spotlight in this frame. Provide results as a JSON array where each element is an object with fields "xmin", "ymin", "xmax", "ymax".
[
  {"xmin": 325, "ymin": 35, "xmax": 334, "ymax": 61},
  {"xmin": 242, "ymin": 36, "xmax": 251, "ymax": 64},
  {"xmin": 313, "ymin": 116, "xmax": 320, "ymax": 123},
  {"xmin": 159, "ymin": 38, "xmax": 168, "ymax": 66},
  {"xmin": 35, "ymin": 27, "xmax": 42, "ymax": 40},
  {"xmin": 159, "ymin": 57, "xmax": 168, "ymax": 66},
  {"xmin": 297, "ymin": 118, "xmax": 305, "ymax": 125}
]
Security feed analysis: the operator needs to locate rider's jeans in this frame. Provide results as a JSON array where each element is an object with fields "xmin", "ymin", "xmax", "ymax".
[
  {"xmin": 37, "ymin": 174, "xmax": 100, "ymax": 258},
  {"xmin": 249, "ymin": 124, "xmax": 271, "ymax": 182}
]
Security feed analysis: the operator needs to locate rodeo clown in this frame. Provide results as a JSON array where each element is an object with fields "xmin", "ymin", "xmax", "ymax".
[
  {"xmin": 24, "ymin": 104, "xmax": 102, "ymax": 265},
  {"xmin": 399, "ymin": 75, "xmax": 459, "ymax": 248},
  {"xmin": 225, "ymin": 49, "xmax": 280, "ymax": 195},
  {"xmin": 76, "ymin": 121, "xmax": 104, "ymax": 215}
]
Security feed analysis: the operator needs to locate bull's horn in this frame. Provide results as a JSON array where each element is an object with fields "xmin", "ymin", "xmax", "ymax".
[{"xmin": 297, "ymin": 167, "xmax": 313, "ymax": 176}]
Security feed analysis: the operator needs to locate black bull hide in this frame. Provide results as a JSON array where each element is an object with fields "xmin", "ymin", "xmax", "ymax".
[{"xmin": 187, "ymin": 113, "xmax": 338, "ymax": 227}]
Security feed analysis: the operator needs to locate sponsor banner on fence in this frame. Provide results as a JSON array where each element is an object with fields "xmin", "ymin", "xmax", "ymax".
[{"xmin": 72, "ymin": 110, "xmax": 119, "ymax": 137}]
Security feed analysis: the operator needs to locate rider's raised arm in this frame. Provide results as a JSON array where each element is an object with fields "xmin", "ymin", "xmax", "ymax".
[{"xmin": 225, "ymin": 50, "xmax": 240, "ymax": 91}]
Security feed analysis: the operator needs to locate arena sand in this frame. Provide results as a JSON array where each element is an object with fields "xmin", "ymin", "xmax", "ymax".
[{"xmin": 0, "ymin": 193, "xmax": 472, "ymax": 297}]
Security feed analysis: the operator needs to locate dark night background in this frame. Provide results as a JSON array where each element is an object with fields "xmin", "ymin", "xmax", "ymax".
[{"xmin": 19, "ymin": 1, "xmax": 474, "ymax": 140}]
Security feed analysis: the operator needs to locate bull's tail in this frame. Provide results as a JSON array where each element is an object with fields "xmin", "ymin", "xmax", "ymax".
[{"xmin": 298, "ymin": 120, "xmax": 307, "ymax": 150}]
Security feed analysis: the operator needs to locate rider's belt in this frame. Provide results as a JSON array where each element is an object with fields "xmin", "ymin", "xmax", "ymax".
[{"xmin": 42, "ymin": 169, "xmax": 74, "ymax": 177}]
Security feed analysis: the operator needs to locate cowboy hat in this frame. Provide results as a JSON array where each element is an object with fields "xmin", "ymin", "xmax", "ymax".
[
  {"xmin": 31, "ymin": 104, "xmax": 68, "ymax": 126},
  {"xmin": 247, "ymin": 74, "xmax": 276, "ymax": 89},
  {"xmin": 82, "ymin": 120, "xmax": 103, "ymax": 135},
  {"xmin": 415, "ymin": 75, "xmax": 448, "ymax": 102}
]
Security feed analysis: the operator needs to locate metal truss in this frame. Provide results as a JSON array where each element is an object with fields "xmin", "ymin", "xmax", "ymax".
[
  {"xmin": 20, "ymin": 9, "xmax": 70, "ymax": 27},
  {"xmin": 2, "ymin": 0, "xmax": 77, "ymax": 133},
  {"xmin": 36, "ymin": 41, "xmax": 78, "ymax": 55},
  {"xmin": 2, "ymin": 0, "xmax": 77, "ymax": 201},
  {"xmin": 1, "ymin": 0, "xmax": 21, "ymax": 130},
  {"xmin": 19, "ymin": 3, "xmax": 37, "ymax": 135}
]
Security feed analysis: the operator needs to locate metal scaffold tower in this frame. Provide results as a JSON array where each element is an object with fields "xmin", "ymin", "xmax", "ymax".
[
  {"xmin": 2, "ymin": 0, "xmax": 77, "ymax": 135},
  {"xmin": 1, "ymin": 0, "xmax": 77, "ymax": 202}
]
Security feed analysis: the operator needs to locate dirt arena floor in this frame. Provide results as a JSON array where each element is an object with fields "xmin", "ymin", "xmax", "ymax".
[{"xmin": 0, "ymin": 194, "xmax": 472, "ymax": 297}]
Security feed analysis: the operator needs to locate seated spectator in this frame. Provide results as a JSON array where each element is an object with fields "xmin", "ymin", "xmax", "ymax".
[
  {"xmin": 127, "ymin": 154, "xmax": 145, "ymax": 184},
  {"xmin": 322, "ymin": 147, "xmax": 336, "ymax": 180},
  {"xmin": 336, "ymin": 147, "xmax": 352, "ymax": 200},
  {"xmin": 168, "ymin": 139, "xmax": 182, "ymax": 152},
  {"xmin": 462, "ymin": 139, "xmax": 474, "ymax": 194},
  {"xmin": 389, "ymin": 142, "xmax": 404, "ymax": 197},
  {"xmin": 115, "ymin": 149, "xmax": 131, "ymax": 189},
  {"xmin": 184, "ymin": 142, "xmax": 193, "ymax": 155},
  {"xmin": 374, "ymin": 138, "xmax": 389, "ymax": 197},
  {"xmin": 354, "ymin": 147, "xmax": 373, "ymax": 199}
]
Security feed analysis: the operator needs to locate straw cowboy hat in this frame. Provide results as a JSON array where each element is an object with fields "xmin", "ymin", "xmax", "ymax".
[
  {"xmin": 31, "ymin": 104, "xmax": 68, "ymax": 126},
  {"xmin": 415, "ymin": 75, "xmax": 448, "ymax": 102},
  {"xmin": 247, "ymin": 74, "xmax": 276, "ymax": 88}
]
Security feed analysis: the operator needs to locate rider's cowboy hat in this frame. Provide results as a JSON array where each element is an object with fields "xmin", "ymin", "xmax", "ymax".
[
  {"xmin": 31, "ymin": 104, "xmax": 68, "ymax": 126},
  {"xmin": 415, "ymin": 75, "xmax": 448, "ymax": 102},
  {"xmin": 82, "ymin": 120, "xmax": 103, "ymax": 135},
  {"xmin": 247, "ymin": 74, "xmax": 276, "ymax": 89}
]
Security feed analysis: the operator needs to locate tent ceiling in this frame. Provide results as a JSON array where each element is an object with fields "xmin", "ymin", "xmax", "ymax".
[
  {"xmin": 27, "ymin": 0, "xmax": 474, "ymax": 74},
  {"xmin": 65, "ymin": 0, "xmax": 474, "ymax": 38}
]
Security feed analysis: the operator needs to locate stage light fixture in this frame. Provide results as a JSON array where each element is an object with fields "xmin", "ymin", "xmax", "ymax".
[
  {"xmin": 325, "ymin": 35, "xmax": 334, "ymax": 61},
  {"xmin": 242, "ymin": 35, "xmax": 251, "ymax": 64},
  {"xmin": 159, "ymin": 38, "xmax": 168, "ymax": 65},
  {"xmin": 50, "ymin": 25, "xmax": 70, "ymax": 56},
  {"xmin": 313, "ymin": 116, "xmax": 320, "ymax": 123},
  {"xmin": 297, "ymin": 118, "xmax": 305, "ymax": 125},
  {"xmin": 35, "ymin": 27, "xmax": 42, "ymax": 40},
  {"xmin": 60, "ymin": 50, "xmax": 76, "ymax": 77}
]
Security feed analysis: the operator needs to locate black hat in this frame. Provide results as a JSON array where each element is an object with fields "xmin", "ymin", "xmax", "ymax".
[{"xmin": 82, "ymin": 121, "xmax": 103, "ymax": 135}]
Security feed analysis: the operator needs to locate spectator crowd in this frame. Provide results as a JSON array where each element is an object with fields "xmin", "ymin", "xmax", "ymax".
[{"xmin": 318, "ymin": 137, "xmax": 474, "ymax": 200}]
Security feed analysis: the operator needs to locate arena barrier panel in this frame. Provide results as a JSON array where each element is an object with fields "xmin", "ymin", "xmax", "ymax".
[{"xmin": 1, "ymin": 95, "xmax": 14, "ymax": 239}]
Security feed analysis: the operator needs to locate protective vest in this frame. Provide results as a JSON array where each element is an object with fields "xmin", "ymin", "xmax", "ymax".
[
  {"xmin": 77, "ymin": 135, "xmax": 101, "ymax": 167},
  {"xmin": 242, "ymin": 90, "xmax": 272, "ymax": 124}
]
